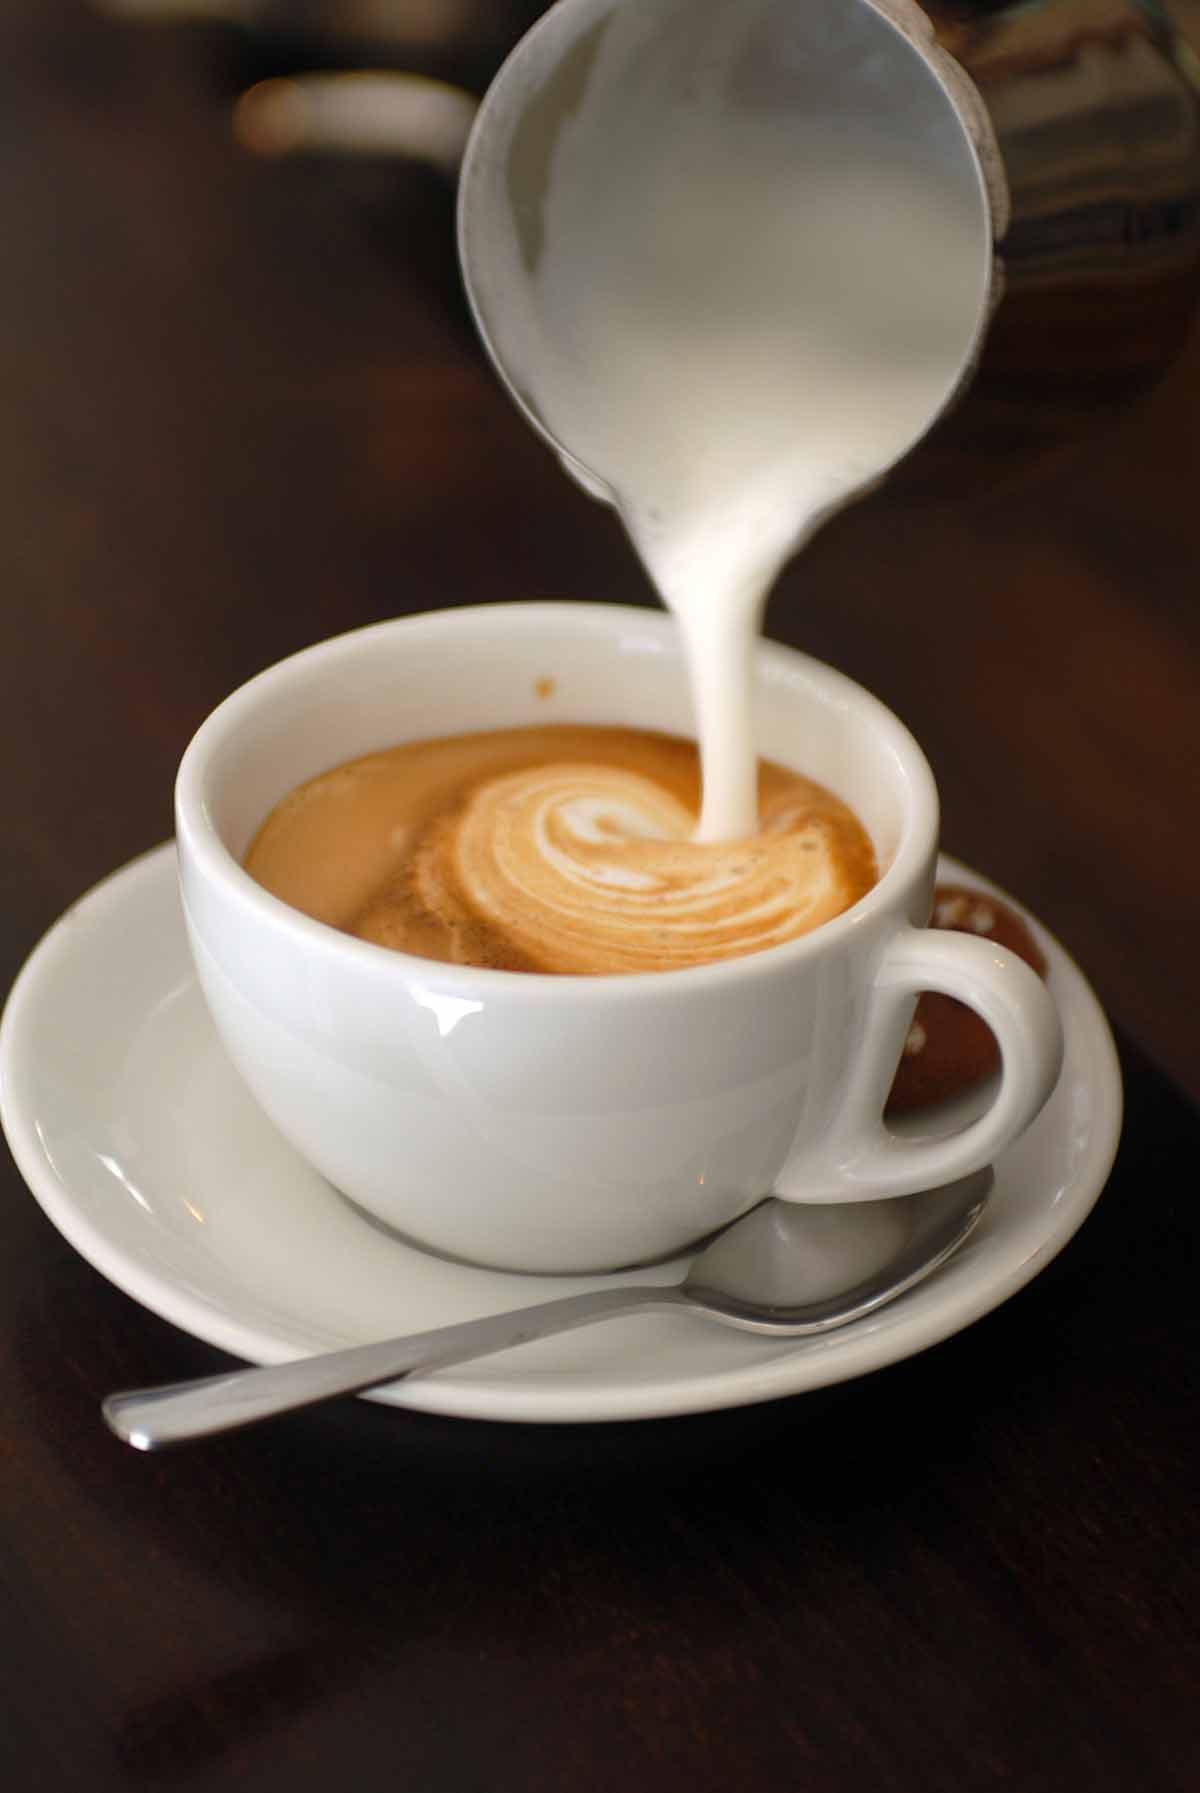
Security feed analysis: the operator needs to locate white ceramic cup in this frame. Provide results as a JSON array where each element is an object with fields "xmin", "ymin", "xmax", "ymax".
[{"xmin": 176, "ymin": 603, "xmax": 1062, "ymax": 1274}]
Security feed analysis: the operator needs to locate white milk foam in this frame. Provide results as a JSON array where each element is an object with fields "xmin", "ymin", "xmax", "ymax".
[
  {"xmin": 448, "ymin": 760, "xmax": 857, "ymax": 974},
  {"xmin": 497, "ymin": 9, "xmax": 989, "ymax": 836}
]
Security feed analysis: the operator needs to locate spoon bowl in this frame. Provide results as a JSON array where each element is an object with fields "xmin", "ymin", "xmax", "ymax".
[{"xmin": 103, "ymin": 1168, "xmax": 991, "ymax": 1449}]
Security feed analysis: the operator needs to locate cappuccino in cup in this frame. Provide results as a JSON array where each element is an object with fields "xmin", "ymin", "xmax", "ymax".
[
  {"xmin": 244, "ymin": 725, "xmax": 877, "ymax": 976},
  {"xmin": 175, "ymin": 605, "xmax": 1061, "ymax": 1273}
]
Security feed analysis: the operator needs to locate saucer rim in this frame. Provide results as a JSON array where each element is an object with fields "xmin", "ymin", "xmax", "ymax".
[{"xmin": 0, "ymin": 844, "xmax": 1123, "ymax": 1425}]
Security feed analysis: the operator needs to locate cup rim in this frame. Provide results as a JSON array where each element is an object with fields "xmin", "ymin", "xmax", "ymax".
[{"xmin": 175, "ymin": 602, "xmax": 939, "ymax": 998}]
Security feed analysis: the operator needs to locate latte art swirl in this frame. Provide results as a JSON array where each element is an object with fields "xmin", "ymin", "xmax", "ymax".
[
  {"xmin": 244, "ymin": 726, "xmax": 878, "ymax": 975},
  {"xmin": 433, "ymin": 764, "xmax": 855, "ymax": 974}
]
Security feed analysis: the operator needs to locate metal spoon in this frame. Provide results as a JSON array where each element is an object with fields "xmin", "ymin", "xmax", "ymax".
[{"xmin": 103, "ymin": 1169, "xmax": 991, "ymax": 1448}]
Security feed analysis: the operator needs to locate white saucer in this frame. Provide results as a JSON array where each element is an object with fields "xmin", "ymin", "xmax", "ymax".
[{"xmin": 0, "ymin": 845, "xmax": 1121, "ymax": 1425}]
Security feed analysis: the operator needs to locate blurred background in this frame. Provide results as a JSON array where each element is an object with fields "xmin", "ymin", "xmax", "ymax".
[{"xmin": 1, "ymin": 0, "xmax": 1198, "ymax": 1096}]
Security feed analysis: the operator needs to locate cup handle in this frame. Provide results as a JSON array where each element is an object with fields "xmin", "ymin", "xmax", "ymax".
[{"xmin": 781, "ymin": 925, "xmax": 1064, "ymax": 1203}]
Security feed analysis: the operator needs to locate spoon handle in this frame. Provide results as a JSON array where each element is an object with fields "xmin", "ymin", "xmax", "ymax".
[{"xmin": 103, "ymin": 1284, "xmax": 683, "ymax": 1449}]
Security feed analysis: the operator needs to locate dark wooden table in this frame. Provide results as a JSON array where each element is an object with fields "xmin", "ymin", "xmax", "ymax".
[{"xmin": 1, "ymin": 4, "xmax": 1197, "ymax": 1788}]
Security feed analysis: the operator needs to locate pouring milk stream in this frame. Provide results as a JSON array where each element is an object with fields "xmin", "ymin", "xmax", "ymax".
[{"xmin": 459, "ymin": 0, "xmax": 1006, "ymax": 840}]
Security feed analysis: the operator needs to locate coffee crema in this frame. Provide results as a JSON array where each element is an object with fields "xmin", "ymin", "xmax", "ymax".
[{"xmin": 244, "ymin": 725, "xmax": 877, "ymax": 975}]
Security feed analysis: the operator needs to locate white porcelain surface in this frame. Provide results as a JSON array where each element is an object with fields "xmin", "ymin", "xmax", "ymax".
[
  {"xmin": 175, "ymin": 604, "xmax": 1061, "ymax": 1271},
  {"xmin": 0, "ymin": 845, "xmax": 1121, "ymax": 1424}
]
